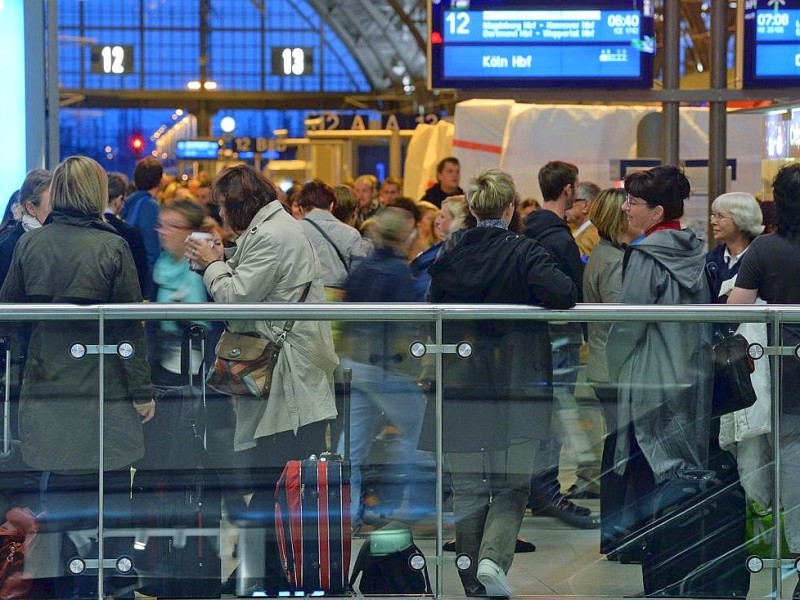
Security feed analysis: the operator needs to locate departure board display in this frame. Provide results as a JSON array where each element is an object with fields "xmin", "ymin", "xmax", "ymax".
[
  {"xmin": 428, "ymin": 0, "xmax": 655, "ymax": 89},
  {"xmin": 744, "ymin": 0, "xmax": 800, "ymax": 87}
]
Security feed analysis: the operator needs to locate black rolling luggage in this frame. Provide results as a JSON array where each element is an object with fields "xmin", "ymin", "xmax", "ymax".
[
  {"xmin": 132, "ymin": 326, "xmax": 222, "ymax": 598},
  {"xmin": 641, "ymin": 469, "xmax": 750, "ymax": 598},
  {"xmin": 0, "ymin": 337, "xmax": 26, "ymax": 513}
]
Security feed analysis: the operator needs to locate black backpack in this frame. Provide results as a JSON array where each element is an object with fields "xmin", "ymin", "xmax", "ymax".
[{"xmin": 349, "ymin": 526, "xmax": 431, "ymax": 595}]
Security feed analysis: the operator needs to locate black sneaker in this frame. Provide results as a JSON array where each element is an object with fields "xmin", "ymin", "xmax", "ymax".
[{"xmin": 534, "ymin": 496, "xmax": 600, "ymax": 529}]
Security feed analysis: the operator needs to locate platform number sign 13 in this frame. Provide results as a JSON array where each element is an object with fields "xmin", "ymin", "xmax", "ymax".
[
  {"xmin": 271, "ymin": 47, "xmax": 314, "ymax": 76},
  {"xmin": 90, "ymin": 45, "xmax": 134, "ymax": 75}
]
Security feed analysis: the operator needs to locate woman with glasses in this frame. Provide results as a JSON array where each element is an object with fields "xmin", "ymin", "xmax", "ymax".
[
  {"xmin": 705, "ymin": 193, "xmax": 764, "ymax": 316},
  {"xmin": 150, "ymin": 199, "xmax": 211, "ymax": 385},
  {"xmin": 606, "ymin": 166, "xmax": 714, "ymax": 588}
]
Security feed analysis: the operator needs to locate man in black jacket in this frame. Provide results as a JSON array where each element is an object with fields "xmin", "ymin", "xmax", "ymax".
[{"xmin": 523, "ymin": 161, "xmax": 598, "ymax": 528}]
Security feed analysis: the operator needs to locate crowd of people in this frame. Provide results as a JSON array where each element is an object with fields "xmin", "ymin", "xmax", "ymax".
[{"xmin": 0, "ymin": 150, "xmax": 794, "ymax": 598}]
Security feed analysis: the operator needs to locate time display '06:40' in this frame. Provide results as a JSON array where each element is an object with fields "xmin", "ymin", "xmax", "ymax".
[{"xmin": 607, "ymin": 13, "xmax": 640, "ymax": 28}]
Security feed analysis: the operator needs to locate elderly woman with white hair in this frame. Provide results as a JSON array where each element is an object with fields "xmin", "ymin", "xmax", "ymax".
[{"xmin": 705, "ymin": 192, "xmax": 765, "ymax": 323}]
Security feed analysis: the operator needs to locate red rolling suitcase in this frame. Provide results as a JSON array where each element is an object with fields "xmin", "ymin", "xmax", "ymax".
[{"xmin": 274, "ymin": 368, "xmax": 351, "ymax": 595}]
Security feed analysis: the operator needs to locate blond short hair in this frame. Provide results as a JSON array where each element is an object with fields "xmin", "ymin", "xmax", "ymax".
[
  {"xmin": 467, "ymin": 169, "xmax": 515, "ymax": 220},
  {"xmin": 49, "ymin": 156, "xmax": 108, "ymax": 217}
]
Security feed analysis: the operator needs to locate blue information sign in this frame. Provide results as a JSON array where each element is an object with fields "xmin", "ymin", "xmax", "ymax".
[
  {"xmin": 744, "ymin": 1, "xmax": 800, "ymax": 86},
  {"xmin": 176, "ymin": 140, "xmax": 220, "ymax": 160},
  {"xmin": 428, "ymin": 0, "xmax": 654, "ymax": 89}
]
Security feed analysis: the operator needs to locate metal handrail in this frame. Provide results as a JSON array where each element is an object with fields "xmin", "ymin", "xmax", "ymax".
[{"xmin": 0, "ymin": 301, "xmax": 796, "ymax": 322}]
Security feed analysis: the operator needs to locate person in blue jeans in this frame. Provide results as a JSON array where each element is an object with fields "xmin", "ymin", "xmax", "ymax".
[{"xmin": 338, "ymin": 207, "xmax": 434, "ymax": 527}]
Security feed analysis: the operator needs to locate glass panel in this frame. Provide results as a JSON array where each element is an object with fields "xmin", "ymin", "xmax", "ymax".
[
  {"xmin": 335, "ymin": 318, "xmax": 437, "ymax": 596},
  {"xmin": 3, "ymin": 303, "xmax": 789, "ymax": 597}
]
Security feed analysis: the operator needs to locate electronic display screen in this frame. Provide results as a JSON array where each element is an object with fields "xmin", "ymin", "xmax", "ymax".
[
  {"xmin": 428, "ymin": 0, "xmax": 655, "ymax": 89},
  {"xmin": 176, "ymin": 140, "xmax": 220, "ymax": 160},
  {"xmin": 743, "ymin": 0, "xmax": 800, "ymax": 87}
]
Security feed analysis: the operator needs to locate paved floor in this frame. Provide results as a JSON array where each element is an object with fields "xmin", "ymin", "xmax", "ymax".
[
  {"xmin": 180, "ymin": 494, "xmax": 796, "ymax": 600},
  {"xmin": 392, "ymin": 501, "xmax": 794, "ymax": 599}
]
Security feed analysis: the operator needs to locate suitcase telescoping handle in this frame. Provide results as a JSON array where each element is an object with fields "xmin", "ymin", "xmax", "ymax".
[
  {"xmin": 342, "ymin": 367, "xmax": 351, "ymax": 461},
  {"xmin": 0, "ymin": 337, "xmax": 10, "ymax": 457},
  {"xmin": 181, "ymin": 325, "xmax": 207, "ymax": 388}
]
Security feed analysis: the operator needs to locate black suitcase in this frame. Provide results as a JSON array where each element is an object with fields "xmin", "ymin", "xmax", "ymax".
[
  {"xmin": 0, "ymin": 337, "xmax": 27, "ymax": 513},
  {"xmin": 642, "ymin": 469, "xmax": 750, "ymax": 598},
  {"xmin": 132, "ymin": 326, "xmax": 222, "ymax": 598}
]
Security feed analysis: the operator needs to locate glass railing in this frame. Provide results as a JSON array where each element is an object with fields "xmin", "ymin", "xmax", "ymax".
[{"xmin": 0, "ymin": 303, "xmax": 795, "ymax": 599}]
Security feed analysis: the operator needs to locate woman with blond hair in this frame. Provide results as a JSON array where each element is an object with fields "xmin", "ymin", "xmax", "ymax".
[
  {"xmin": 407, "ymin": 200, "xmax": 442, "ymax": 261},
  {"xmin": 581, "ymin": 188, "xmax": 642, "ymax": 558},
  {"xmin": 0, "ymin": 155, "xmax": 153, "ymax": 597}
]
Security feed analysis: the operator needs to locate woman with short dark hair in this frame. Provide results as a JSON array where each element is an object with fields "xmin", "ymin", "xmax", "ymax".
[
  {"xmin": 606, "ymin": 165, "xmax": 713, "ymax": 571},
  {"xmin": 0, "ymin": 169, "xmax": 52, "ymax": 286}
]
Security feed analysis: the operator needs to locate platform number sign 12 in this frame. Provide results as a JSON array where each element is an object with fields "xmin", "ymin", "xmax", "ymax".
[{"xmin": 90, "ymin": 45, "xmax": 134, "ymax": 75}]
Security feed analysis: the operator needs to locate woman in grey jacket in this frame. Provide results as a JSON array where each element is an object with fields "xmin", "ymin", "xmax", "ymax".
[
  {"xmin": 188, "ymin": 165, "xmax": 338, "ymax": 593},
  {"xmin": 606, "ymin": 166, "xmax": 713, "ymax": 547}
]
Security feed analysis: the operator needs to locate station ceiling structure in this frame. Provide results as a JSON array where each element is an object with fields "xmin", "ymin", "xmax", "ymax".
[{"xmin": 60, "ymin": 0, "xmax": 741, "ymax": 116}]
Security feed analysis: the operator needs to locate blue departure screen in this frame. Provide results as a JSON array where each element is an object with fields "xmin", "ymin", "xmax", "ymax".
[
  {"xmin": 428, "ymin": 1, "xmax": 654, "ymax": 89},
  {"xmin": 744, "ymin": 1, "xmax": 800, "ymax": 86}
]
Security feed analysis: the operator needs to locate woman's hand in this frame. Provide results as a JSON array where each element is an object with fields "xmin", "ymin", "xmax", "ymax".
[
  {"xmin": 134, "ymin": 398, "xmax": 156, "ymax": 423},
  {"xmin": 185, "ymin": 234, "xmax": 224, "ymax": 270}
]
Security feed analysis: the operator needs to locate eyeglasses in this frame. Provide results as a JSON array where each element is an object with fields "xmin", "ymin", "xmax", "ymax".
[
  {"xmin": 156, "ymin": 221, "xmax": 192, "ymax": 231},
  {"xmin": 710, "ymin": 212, "xmax": 732, "ymax": 220},
  {"xmin": 623, "ymin": 194, "xmax": 649, "ymax": 208}
]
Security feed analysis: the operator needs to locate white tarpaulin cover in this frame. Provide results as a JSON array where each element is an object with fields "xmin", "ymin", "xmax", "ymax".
[
  {"xmin": 403, "ymin": 119, "xmax": 455, "ymax": 200},
  {"xmin": 444, "ymin": 101, "xmax": 763, "ymax": 203}
]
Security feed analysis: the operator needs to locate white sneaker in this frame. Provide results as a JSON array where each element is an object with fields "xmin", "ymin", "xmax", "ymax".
[{"xmin": 476, "ymin": 558, "xmax": 512, "ymax": 597}]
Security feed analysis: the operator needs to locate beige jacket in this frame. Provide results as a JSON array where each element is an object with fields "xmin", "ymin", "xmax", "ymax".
[{"xmin": 203, "ymin": 202, "xmax": 339, "ymax": 450}]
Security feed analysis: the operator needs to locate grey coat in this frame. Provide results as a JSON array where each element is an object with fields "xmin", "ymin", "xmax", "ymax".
[
  {"xmin": 606, "ymin": 229, "xmax": 713, "ymax": 484},
  {"xmin": 300, "ymin": 210, "xmax": 372, "ymax": 288}
]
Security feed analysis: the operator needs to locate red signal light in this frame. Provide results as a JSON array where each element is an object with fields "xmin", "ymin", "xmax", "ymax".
[{"xmin": 431, "ymin": 31, "xmax": 443, "ymax": 44}]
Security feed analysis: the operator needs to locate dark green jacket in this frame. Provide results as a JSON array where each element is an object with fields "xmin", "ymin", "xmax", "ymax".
[{"xmin": 0, "ymin": 210, "xmax": 151, "ymax": 472}]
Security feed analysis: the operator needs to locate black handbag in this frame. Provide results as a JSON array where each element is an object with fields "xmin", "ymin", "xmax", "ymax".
[{"xmin": 712, "ymin": 334, "xmax": 757, "ymax": 417}]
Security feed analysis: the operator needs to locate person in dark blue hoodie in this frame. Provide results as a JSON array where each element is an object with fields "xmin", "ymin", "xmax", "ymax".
[
  {"xmin": 120, "ymin": 157, "xmax": 163, "ymax": 297},
  {"xmin": 523, "ymin": 161, "xmax": 597, "ymax": 528},
  {"xmin": 339, "ymin": 207, "xmax": 434, "ymax": 528}
]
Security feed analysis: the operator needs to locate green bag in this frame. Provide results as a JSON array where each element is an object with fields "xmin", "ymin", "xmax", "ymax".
[{"xmin": 746, "ymin": 502, "xmax": 791, "ymax": 558}]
